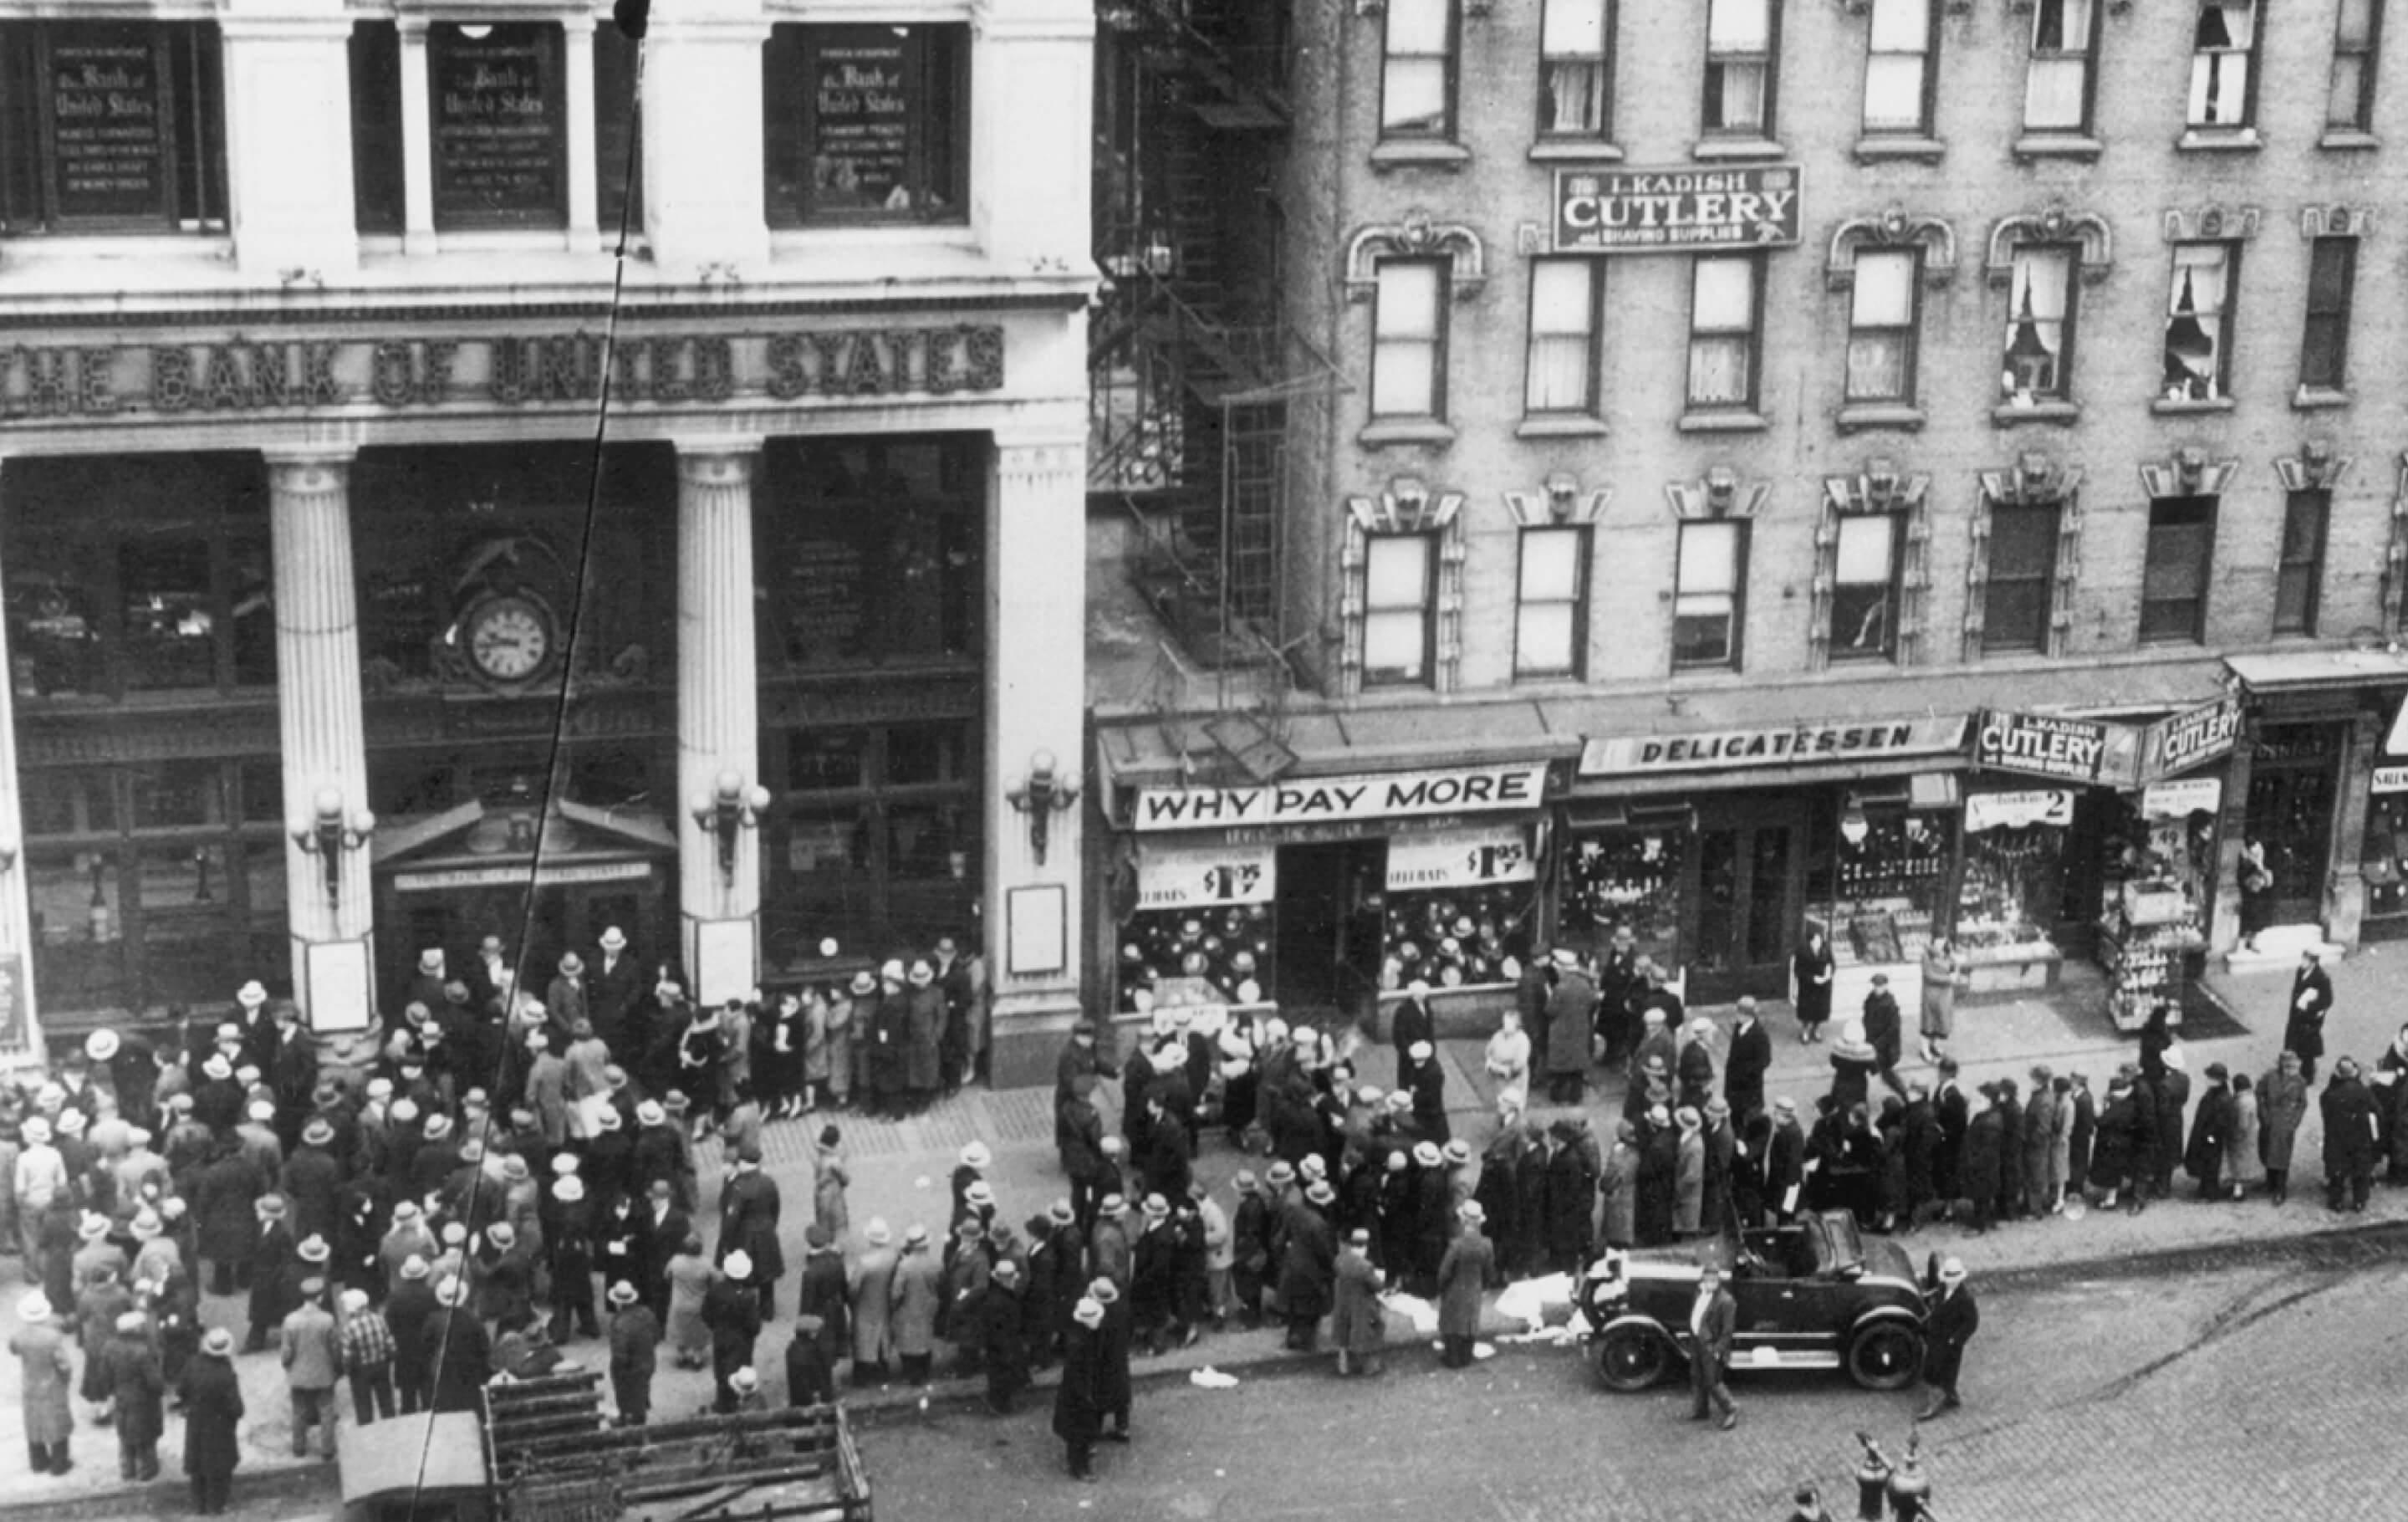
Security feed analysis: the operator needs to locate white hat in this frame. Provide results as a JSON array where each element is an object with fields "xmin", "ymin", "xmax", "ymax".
[
  {"xmin": 723, "ymin": 1249, "xmax": 754, "ymax": 1279},
  {"xmin": 201, "ymin": 1055, "xmax": 232, "ymax": 1081},
  {"xmin": 959, "ymin": 1141, "xmax": 992, "ymax": 1170},
  {"xmin": 434, "ymin": 1274, "xmax": 468, "ymax": 1307},
  {"xmin": 1073, "ymin": 1296, "xmax": 1105, "ymax": 1328},
  {"xmin": 84, "ymin": 1030, "xmax": 120, "ymax": 1063},
  {"xmin": 1938, "ymin": 1257, "xmax": 1967, "ymax": 1285},
  {"xmin": 247, "ymin": 1099, "xmax": 276, "ymax": 1123},
  {"xmin": 19, "ymin": 1116, "xmax": 51, "ymax": 1145},
  {"xmin": 552, "ymin": 1153, "xmax": 581, "ymax": 1175},
  {"xmin": 237, "ymin": 980, "xmax": 269, "ymax": 1007},
  {"xmin": 17, "ymin": 1291, "xmax": 51, "ymax": 1323},
  {"xmin": 635, "ymin": 1101, "xmax": 666, "ymax": 1127},
  {"xmin": 599, "ymin": 927, "xmax": 628, "ymax": 951},
  {"xmin": 864, "ymin": 1219, "xmax": 893, "ymax": 1247},
  {"xmin": 553, "ymin": 1177, "xmax": 586, "ymax": 1203},
  {"xmin": 2162, "ymin": 1045, "xmax": 2188, "ymax": 1072},
  {"xmin": 1407, "ymin": 1039, "xmax": 1433, "ymax": 1061},
  {"xmin": 730, "ymin": 1366, "xmax": 759, "ymax": 1394}
]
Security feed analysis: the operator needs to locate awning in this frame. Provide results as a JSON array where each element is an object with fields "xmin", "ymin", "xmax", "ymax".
[
  {"xmin": 1094, "ymin": 697, "xmax": 1576, "ymax": 792},
  {"xmin": 2226, "ymin": 648, "xmax": 2408, "ymax": 693}
]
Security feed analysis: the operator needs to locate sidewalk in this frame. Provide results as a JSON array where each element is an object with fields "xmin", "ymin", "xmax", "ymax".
[{"xmin": 3, "ymin": 942, "xmax": 2400, "ymax": 1512}]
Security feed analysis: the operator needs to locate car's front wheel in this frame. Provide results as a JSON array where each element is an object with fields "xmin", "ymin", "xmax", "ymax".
[
  {"xmin": 1845, "ymin": 1320, "xmax": 1923, "ymax": 1392},
  {"xmin": 1592, "ymin": 1324, "xmax": 1675, "ymax": 1392}
]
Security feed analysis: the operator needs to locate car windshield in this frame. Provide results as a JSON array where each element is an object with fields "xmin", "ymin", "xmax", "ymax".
[{"xmin": 1818, "ymin": 1213, "xmax": 1865, "ymax": 1274}]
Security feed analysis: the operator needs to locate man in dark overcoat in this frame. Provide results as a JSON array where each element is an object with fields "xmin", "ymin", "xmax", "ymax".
[
  {"xmin": 2185, "ymin": 1062, "xmax": 2237, "ymax": 1201},
  {"xmin": 1916, "ymin": 1257, "xmax": 1981, "ymax": 1418}
]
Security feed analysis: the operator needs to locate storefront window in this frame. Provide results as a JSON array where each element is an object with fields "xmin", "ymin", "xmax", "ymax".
[
  {"xmin": 1562, "ymin": 824, "xmax": 1686, "ymax": 969},
  {"xmin": 2099, "ymin": 779, "xmax": 2217, "ymax": 1024},
  {"xmin": 1956, "ymin": 788, "xmax": 2073, "ymax": 961},
  {"xmin": 1810, "ymin": 803, "xmax": 1950, "ymax": 968},
  {"xmin": 757, "ymin": 438, "xmax": 982, "ymax": 674},
  {"xmin": 763, "ymin": 717, "xmax": 979, "ymax": 962},
  {"xmin": 1378, "ymin": 825, "xmax": 1539, "ymax": 989},
  {"xmin": 3, "ymin": 455, "xmax": 273, "ymax": 701},
  {"xmin": 1117, "ymin": 906, "xmax": 1273, "ymax": 1012},
  {"xmin": 763, "ymin": 24, "xmax": 970, "ymax": 227},
  {"xmin": 2364, "ymin": 787, "xmax": 2408, "ymax": 927},
  {"xmin": 0, "ymin": 20, "xmax": 230, "ymax": 236}
]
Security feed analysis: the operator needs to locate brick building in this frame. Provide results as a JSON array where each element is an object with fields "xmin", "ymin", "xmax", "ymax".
[
  {"xmin": 0, "ymin": 0, "xmax": 1095, "ymax": 1082},
  {"xmin": 1089, "ymin": 0, "xmax": 2408, "ymax": 1040}
]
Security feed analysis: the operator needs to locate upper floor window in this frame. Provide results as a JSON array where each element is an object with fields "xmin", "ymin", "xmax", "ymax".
[
  {"xmin": 2329, "ymin": 0, "xmax": 2382, "ymax": 131},
  {"xmin": 2188, "ymin": 1, "xmax": 2260, "ymax": 131},
  {"xmin": 1686, "ymin": 254, "xmax": 1763, "ymax": 411},
  {"xmin": 1673, "ymin": 520, "xmax": 1747, "ymax": 670},
  {"xmin": 1863, "ymin": 0, "xmax": 1937, "ymax": 136},
  {"xmin": 1382, "ymin": 0, "xmax": 1458, "ymax": 140},
  {"xmin": 2276, "ymin": 489, "xmax": 2329, "ymax": 636},
  {"xmin": 2162, "ymin": 243, "xmax": 2237, "ymax": 403},
  {"xmin": 0, "ymin": 20, "xmax": 227, "ymax": 235},
  {"xmin": 1540, "ymin": 0, "xmax": 1613, "ymax": 139},
  {"xmin": 2023, "ymin": 0, "xmax": 2100, "ymax": 134},
  {"xmin": 2299, "ymin": 236, "xmax": 2358, "ymax": 394},
  {"xmin": 1703, "ymin": 0, "xmax": 1778, "ymax": 138},
  {"xmin": 1982, "ymin": 503, "xmax": 2061, "ymax": 654},
  {"xmin": 2003, "ymin": 244, "xmax": 2077, "ymax": 402},
  {"xmin": 1363, "ymin": 534, "xmax": 1438, "ymax": 686},
  {"xmin": 1844, "ymin": 249, "xmax": 1921, "ymax": 406},
  {"xmin": 1371, "ymin": 258, "xmax": 1448, "ymax": 421},
  {"xmin": 1526, "ymin": 258, "xmax": 1602, "ymax": 416},
  {"xmin": 1831, "ymin": 515, "xmax": 1902, "ymax": 661},
  {"xmin": 2140, "ymin": 495, "xmax": 2216, "ymax": 644},
  {"xmin": 1516, "ymin": 527, "xmax": 1591, "ymax": 680},
  {"xmin": 764, "ymin": 24, "xmax": 968, "ymax": 227}
]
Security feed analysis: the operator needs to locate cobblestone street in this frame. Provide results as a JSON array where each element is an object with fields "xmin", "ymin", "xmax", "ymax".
[{"xmin": 854, "ymin": 1229, "xmax": 2408, "ymax": 1520}]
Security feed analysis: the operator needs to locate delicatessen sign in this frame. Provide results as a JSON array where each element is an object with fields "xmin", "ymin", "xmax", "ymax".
[
  {"xmin": 1553, "ymin": 165, "xmax": 1802, "ymax": 254},
  {"xmin": 1578, "ymin": 717, "xmax": 1967, "ymax": 777},
  {"xmin": 1134, "ymin": 764, "xmax": 1548, "ymax": 832}
]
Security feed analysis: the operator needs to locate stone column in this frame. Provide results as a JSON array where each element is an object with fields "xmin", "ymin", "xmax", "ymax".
[
  {"xmin": 397, "ymin": 19, "xmax": 438, "ymax": 255},
  {"xmin": 562, "ymin": 13, "xmax": 602, "ymax": 254},
  {"xmin": 985, "ymin": 431, "xmax": 1090, "ymax": 1086},
  {"xmin": 0, "ymin": 505, "xmax": 41, "ymax": 1057},
  {"xmin": 640, "ymin": 0, "xmax": 771, "ymax": 269},
  {"xmin": 267, "ymin": 448, "xmax": 373, "ymax": 1021},
  {"xmin": 218, "ymin": 0, "xmax": 360, "ymax": 278},
  {"xmin": 675, "ymin": 442, "xmax": 764, "ymax": 1000}
]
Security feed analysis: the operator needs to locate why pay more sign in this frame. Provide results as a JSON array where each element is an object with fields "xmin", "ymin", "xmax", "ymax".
[
  {"xmin": 1553, "ymin": 165, "xmax": 1803, "ymax": 254},
  {"xmin": 1133, "ymin": 763, "xmax": 1548, "ymax": 833}
]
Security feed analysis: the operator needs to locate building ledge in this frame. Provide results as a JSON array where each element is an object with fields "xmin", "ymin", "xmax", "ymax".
[
  {"xmin": 2176, "ymin": 126, "xmax": 2262, "ymax": 153},
  {"xmin": 2293, "ymin": 386, "xmax": 2352, "ymax": 411},
  {"xmin": 1369, "ymin": 140, "xmax": 1472, "ymax": 171},
  {"xmin": 1852, "ymin": 136, "xmax": 1945, "ymax": 164},
  {"xmin": 1528, "ymin": 140, "xmax": 1624, "ymax": 164},
  {"xmin": 1515, "ymin": 416, "xmax": 1609, "ymax": 439},
  {"xmin": 1836, "ymin": 402, "xmax": 1926, "ymax": 434},
  {"xmin": 1676, "ymin": 409, "xmax": 1769, "ymax": 434},
  {"xmin": 1690, "ymin": 136, "xmax": 1788, "ymax": 162},
  {"xmin": 2319, "ymin": 129, "xmax": 2380, "ymax": 152},
  {"xmin": 1992, "ymin": 398, "xmax": 2080, "ymax": 426},
  {"xmin": 2150, "ymin": 396, "xmax": 2236, "ymax": 416},
  {"xmin": 1357, "ymin": 419, "xmax": 1457, "ymax": 449},
  {"xmin": 2012, "ymin": 133, "xmax": 2104, "ymax": 161}
]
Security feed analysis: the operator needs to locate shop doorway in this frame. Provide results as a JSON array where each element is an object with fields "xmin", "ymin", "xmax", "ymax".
[
  {"xmin": 1690, "ymin": 807, "xmax": 1803, "ymax": 1004},
  {"xmin": 1273, "ymin": 840, "xmax": 1385, "ymax": 1026},
  {"xmin": 2246, "ymin": 724, "xmax": 2340, "ymax": 927}
]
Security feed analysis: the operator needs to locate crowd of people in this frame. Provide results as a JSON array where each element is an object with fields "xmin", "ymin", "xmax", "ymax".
[{"xmin": 7, "ymin": 920, "xmax": 2406, "ymax": 1500}]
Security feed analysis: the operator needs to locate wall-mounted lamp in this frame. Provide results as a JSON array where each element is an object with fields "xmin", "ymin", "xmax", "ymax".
[
  {"xmin": 290, "ymin": 785, "xmax": 375, "ymax": 906},
  {"xmin": 1005, "ymin": 749, "xmax": 1080, "ymax": 866},
  {"xmin": 691, "ymin": 769, "xmax": 770, "ymax": 885},
  {"xmin": 1839, "ymin": 794, "xmax": 1871, "ymax": 847}
]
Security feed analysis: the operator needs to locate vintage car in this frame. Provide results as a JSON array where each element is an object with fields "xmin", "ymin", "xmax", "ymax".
[{"xmin": 1574, "ymin": 1211, "xmax": 1931, "ymax": 1392}]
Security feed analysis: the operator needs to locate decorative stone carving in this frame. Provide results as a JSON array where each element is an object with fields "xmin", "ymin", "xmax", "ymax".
[
  {"xmin": 1344, "ymin": 211, "xmax": 1487, "ymax": 302},
  {"xmin": 1967, "ymin": 455, "xmax": 2085, "ymax": 663},
  {"xmin": 2273, "ymin": 441, "xmax": 2354, "ymax": 494},
  {"xmin": 1664, "ymin": 467, "xmax": 1771, "ymax": 521},
  {"xmin": 2161, "ymin": 206, "xmax": 2262, "ymax": 243},
  {"xmin": 1824, "ymin": 461, "xmax": 1931, "ymax": 518},
  {"xmin": 2301, "ymin": 206, "xmax": 2375, "ymax": 238},
  {"xmin": 1826, "ymin": 206, "xmax": 1958, "ymax": 290},
  {"xmin": 1811, "ymin": 462, "xmax": 1932, "ymax": 670},
  {"xmin": 1504, "ymin": 473, "xmax": 1610, "ymax": 527},
  {"xmin": 2137, "ymin": 447, "xmax": 2242, "ymax": 499},
  {"xmin": 1338, "ymin": 478, "xmax": 1468, "ymax": 697},
  {"xmin": 1985, "ymin": 206, "xmax": 2113, "ymax": 286}
]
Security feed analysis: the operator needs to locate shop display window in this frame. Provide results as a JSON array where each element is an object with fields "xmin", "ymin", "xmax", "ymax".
[
  {"xmin": 1956, "ymin": 791, "xmax": 2070, "ymax": 960},
  {"xmin": 1116, "ymin": 906, "xmax": 1272, "ymax": 1012},
  {"xmin": 1810, "ymin": 804, "xmax": 1950, "ymax": 968},
  {"xmin": 757, "ymin": 438, "xmax": 982, "ymax": 672},
  {"xmin": 1563, "ymin": 826, "xmax": 1684, "ymax": 969},
  {"xmin": 2364, "ymin": 790, "xmax": 2408, "ymax": 923},
  {"xmin": 2099, "ymin": 784, "xmax": 2217, "ymax": 1024},
  {"xmin": 1380, "ymin": 885, "xmax": 1534, "ymax": 990}
]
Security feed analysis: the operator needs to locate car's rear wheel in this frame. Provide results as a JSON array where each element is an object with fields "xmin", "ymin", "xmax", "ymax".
[
  {"xmin": 1593, "ymin": 1324, "xmax": 1674, "ymax": 1392},
  {"xmin": 1845, "ymin": 1320, "xmax": 1923, "ymax": 1392}
]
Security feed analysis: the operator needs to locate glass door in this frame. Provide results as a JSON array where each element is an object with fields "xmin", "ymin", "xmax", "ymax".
[{"xmin": 1689, "ymin": 806, "xmax": 1803, "ymax": 1003}]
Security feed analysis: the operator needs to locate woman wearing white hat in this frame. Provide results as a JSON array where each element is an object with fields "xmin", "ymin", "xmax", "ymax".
[{"xmin": 10, "ymin": 1290, "xmax": 75, "ymax": 1473}]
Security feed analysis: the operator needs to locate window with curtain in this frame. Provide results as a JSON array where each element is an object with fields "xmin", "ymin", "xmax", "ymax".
[
  {"xmin": 1844, "ymin": 248, "xmax": 1919, "ymax": 404},
  {"xmin": 1363, "ymin": 534, "xmax": 1436, "ymax": 685},
  {"xmin": 2023, "ymin": 0, "xmax": 2098, "ymax": 132},
  {"xmin": 2276, "ymin": 490, "xmax": 2329, "ymax": 636},
  {"xmin": 1862, "ymin": 0, "xmax": 1935, "ymax": 134},
  {"xmin": 1515, "ymin": 527, "xmax": 1589, "ymax": 679},
  {"xmin": 2328, "ymin": 0, "xmax": 2381, "ymax": 130},
  {"xmin": 1982, "ymin": 503, "xmax": 2060, "ymax": 654},
  {"xmin": 1525, "ymin": 258, "xmax": 1600, "ymax": 415},
  {"xmin": 2002, "ymin": 245, "xmax": 2075, "ymax": 401},
  {"xmin": 2140, "ymin": 496, "xmax": 2216, "ymax": 644},
  {"xmin": 2161, "ymin": 243, "xmax": 2236, "ymax": 402},
  {"xmin": 1830, "ymin": 514, "xmax": 1900, "ymax": 661},
  {"xmin": 1673, "ymin": 521, "xmax": 1746, "ymax": 669},
  {"xmin": 1703, "ymin": 0, "xmax": 1776, "ymax": 135},
  {"xmin": 2188, "ymin": 0, "xmax": 2259, "ymax": 129},
  {"xmin": 2299, "ymin": 236, "xmax": 2356, "ymax": 392},
  {"xmin": 1383, "ymin": 0, "xmax": 1456, "ymax": 138},
  {"xmin": 1686, "ymin": 254, "xmax": 1760, "ymax": 409},
  {"xmin": 1540, "ymin": 0, "xmax": 1612, "ymax": 138},
  {"xmin": 1371, "ymin": 258, "xmax": 1446, "ymax": 420}
]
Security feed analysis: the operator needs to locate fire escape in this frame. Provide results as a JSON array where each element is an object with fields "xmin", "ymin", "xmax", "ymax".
[{"xmin": 1090, "ymin": 0, "xmax": 1342, "ymax": 733}]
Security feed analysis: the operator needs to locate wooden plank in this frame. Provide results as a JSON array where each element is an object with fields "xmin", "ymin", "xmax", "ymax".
[
  {"xmin": 612, "ymin": 1454, "xmax": 837, "ymax": 1495},
  {"xmin": 503, "ymin": 1411, "xmax": 837, "ymax": 1462}
]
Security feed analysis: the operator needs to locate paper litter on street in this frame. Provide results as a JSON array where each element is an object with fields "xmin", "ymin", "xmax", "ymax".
[
  {"xmin": 1494, "ymin": 1273, "xmax": 1578, "ymax": 1333},
  {"xmin": 1379, "ymin": 1291, "xmax": 1440, "ymax": 1333},
  {"xmin": 1189, "ymin": 1367, "xmax": 1241, "ymax": 1388}
]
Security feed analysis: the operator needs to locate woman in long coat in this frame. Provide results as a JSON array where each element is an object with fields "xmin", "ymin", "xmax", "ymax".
[
  {"xmin": 2258, "ymin": 1051, "xmax": 2310, "ymax": 1203},
  {"xmin": 1598, "ymin": 1124, "xmax": 1639, "ymax": 1250},
  {"xmin": 2226, "ymin": 1073, "xmax": 2268, "ymax": 1199},
  {"xmin": 1433, "ymin": 1206, "xmax": 1494, "ymax": 1368},
  {"xmin": 2021, "ymin": 1077, "xmax": 2061, "ymax": 1217},
  {"xmin": 847, "ymin": 1224, "xmax": 899, "ymax": 1381},
  {"xmin": 1672, "ymin": 1112, "xmax": 1706, "ymax": 1237},
  {"xmin": 2089, "ymin": 1083, "xmax": 2139, "ymax": 1207},
  {"xmin": 664, "ymin": 1239, "xmax": 716, "ymax": 1368},
  {"xmin": 181, "ymin": 1330, "xmax": 245, "ymax": 1509},
  {"xmin": 1328, "ymin": 1232, "xmax": 1385, "ymax": 1373},
  {"xmin": 801, "ymin": 990, "xmax": 833, "ymax": 1112},
  {"xmin": 9, "ymin": 1294, "xmax": 74, "ymax": 1471},
  {"xmin": 1918, "ymin": 938, "xmax": 1963, "ymax": 1060},
  {"xmin": 1791, "ymin": 929, "xmax": 1835, "ymax": 1043},
  {"xmin": 813, "ymin": 1131, "xmax": 851, "ymax": 1241},
  {"xmin": 903, "ymin": 971, "xmax": 946, "ymax": 1106}
]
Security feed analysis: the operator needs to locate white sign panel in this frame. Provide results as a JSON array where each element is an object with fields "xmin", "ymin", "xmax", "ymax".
[
  {"xmin": 395, "ymin": 860, "xmax": 652, "ymax": 892},
  {"xmin": 1136, "ymin": 845, "xmax": 1276, "ymax": 908},
  {"xmin": 1579, "ymin": 716, "xmax": 1967, "ymax": 776},
  {"xmin": 1964, "ymin": 789, "xmax": 2074, "ymax": 833},
  {"xmin": 2140, "ymin": 778, "xmax": 2223, "ymax": 819},
  {"xmin": 2375, "ymin": 766, "xmax": 2408, "ymax": 795},
  {"xmin": 1133, "ymin": 763, "xmax": 1548, "ymax": 832},
  {"xmin": 1385, "ymin": 827, "xmax": 1538, "ymax": 891}
]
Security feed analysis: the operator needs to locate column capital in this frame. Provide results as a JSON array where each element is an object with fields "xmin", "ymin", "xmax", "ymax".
[
  {"xmin": 674, "ymin": 439, "xmax": 763, "ymax": 488},
  {"xmin": 263, "ymin": 447, "xmax": 356, "ymax": 497},
  {"xmin": 261, "ymin": 443, "xmax": 360, "ymax": 467}
]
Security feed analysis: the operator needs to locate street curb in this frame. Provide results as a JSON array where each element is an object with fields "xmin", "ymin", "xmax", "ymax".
[{"xmin": 0, "ymin": 1452, "xmax": 336, "ymax": 1522}]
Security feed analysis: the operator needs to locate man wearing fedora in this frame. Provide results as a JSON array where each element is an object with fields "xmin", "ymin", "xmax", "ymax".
[
  {"xmin": 424, "ymin": 1274, "xmax": 492, "ymax": 1414},
  {"xmin": 243, "ymin": 1194, "xmax": 298, "ymax": 1353},
  {"xmin": 181, "ymin": 1327, "xmax": 244, "ymax": 1512},
  {"xmin": 1917, "ymin": 1256, "xmax": 1980, "ymax": 1418},
  {"xmin": 591, "ymin": 927, "xmax": 645, "ymax": 1051},
  {"xmin": 11, "ymin": 1290, "xmax": 75, "ymax": 1474},
  {"xmin": 606, "ymin": 1279, "xmax": 660, "ymax": 1426},
  {"xmin": 281, "ymin": 1275, "xmax": 341, "ymax": 1459},
  {"xmin": 386, "ymin": 1254, "xmax": 439, "ymax": 1415},
  {"xmin": 1686, "ymin": 1261, "xmax": 1740, "ymax": 1431}
]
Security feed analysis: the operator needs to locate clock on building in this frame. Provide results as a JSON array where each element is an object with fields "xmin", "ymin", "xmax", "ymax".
[{"xmin": 460, "ymin": 591, "xmax": 557, "ymax": 686}]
